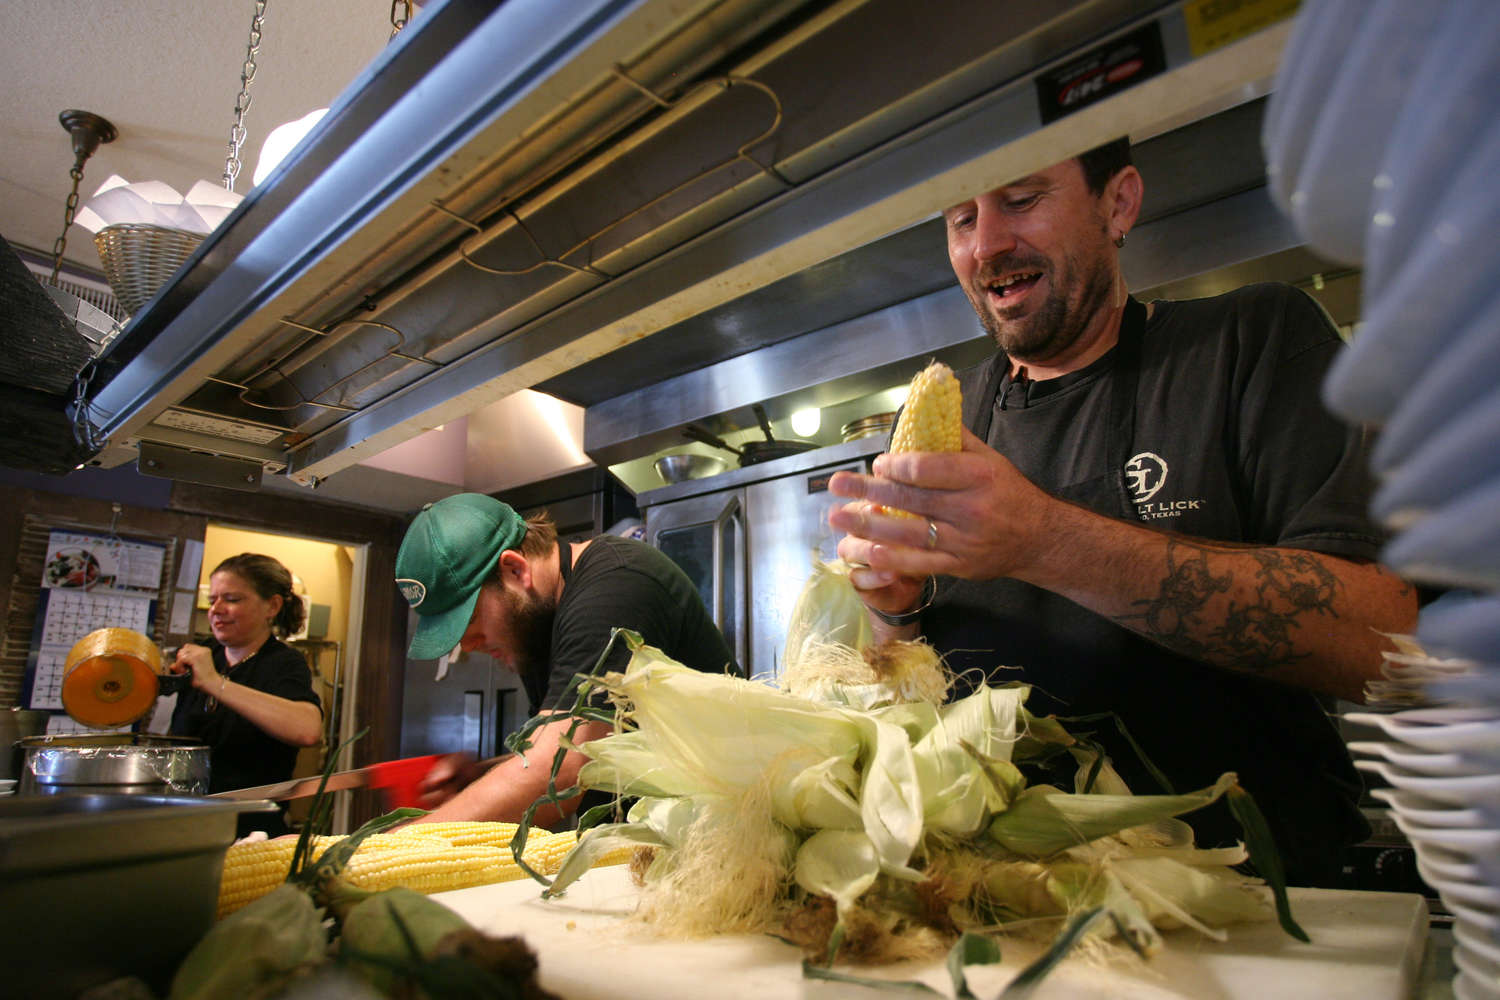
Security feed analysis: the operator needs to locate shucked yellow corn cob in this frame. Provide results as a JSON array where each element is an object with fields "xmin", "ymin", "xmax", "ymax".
[
  {"xmin": 215, "ymin": 822, "xmax": 630, "ymax": 919},
  {"xmin": 879, "ymin": 360, "xmax": 963, "ymax": 518},
  {"xmin": 216, "ymin": 835, "xmax": 334, "ymax": 919}
]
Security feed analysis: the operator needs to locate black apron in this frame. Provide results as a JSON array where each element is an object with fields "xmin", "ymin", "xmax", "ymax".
[
  {"xmin": 930, "ymin": 298, "xmax": 1367, "ymax": 887},
  {"xmin": 968, "ymin": 297, "xmax": 1148, "ymax": 522}
]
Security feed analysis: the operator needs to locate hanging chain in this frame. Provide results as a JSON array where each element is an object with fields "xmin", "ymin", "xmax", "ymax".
[
  {"xmin": 390, "ymin": 0, "xmax": 412, "ymax": 37},
  {"xmin": 71, "ymin": 360, "xmax": 107, "ymax": 452},
  {"xmin": 223, "ymin": 0, "xmax": 267, "ymax": 192},
  {"xmin": 48, "ymin": 161, "xmax": 86, "ymax": 285}
]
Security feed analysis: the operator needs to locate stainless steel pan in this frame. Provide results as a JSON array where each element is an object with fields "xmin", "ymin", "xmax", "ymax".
[{"xmin": 683, "ymin": 404, "xmax": 817, "ymax": 466}]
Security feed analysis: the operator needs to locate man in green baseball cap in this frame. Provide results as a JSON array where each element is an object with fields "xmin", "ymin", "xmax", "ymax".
[
  {"xmin": 395, "ymin": 492, "xmax": 737, "ymax": 826},
  {"xmin": 396, "ymin": 493, "xmax": 530, "ymax": 662}
]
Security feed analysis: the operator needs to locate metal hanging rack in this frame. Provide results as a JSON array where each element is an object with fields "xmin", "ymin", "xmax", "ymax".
[
  {"xmin": 431, "ymin": 68, "xmax": 792, "ymax": 280},
  {"xmin": 218, "ymin": 66, "xmax": 795, "ymax": 421}
]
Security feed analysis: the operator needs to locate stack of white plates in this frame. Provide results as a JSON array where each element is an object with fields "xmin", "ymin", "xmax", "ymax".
[
  {"xmin": 1267, "ymin": 3, "xmax": 1500, "ymax": 994},
  {"xmin": 1364, "ymin": 633, "xmax": 1480, "ymax": 707},
  {"xmin": 1348, "ymin": 707, "xmax": 1500, "ymax": 999},
  {"xmin": 1265, "ymin": 0, "xmax": 1500, "ymax": 631}
]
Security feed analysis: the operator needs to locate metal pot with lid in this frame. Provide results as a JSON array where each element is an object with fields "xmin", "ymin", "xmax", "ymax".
[
  {"xmin": 841, "ymin": 411, "xmax": 896, "ymax": 443},
  {"xmin": 13, "ymin": 627, "xmax": 209, "ymax": 797},
  {"xmin": 18, "ymin": 733, "xmax": 211, "ymax": 796},
  {"xmin": 60, "ymin": 627, "xmax": 180, "ymax": 728}
]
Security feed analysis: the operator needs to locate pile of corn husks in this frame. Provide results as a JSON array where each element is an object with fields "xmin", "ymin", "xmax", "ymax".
[{"xmin": 527, "ymin": 558, "xmax": 1305, "ymax": 984}]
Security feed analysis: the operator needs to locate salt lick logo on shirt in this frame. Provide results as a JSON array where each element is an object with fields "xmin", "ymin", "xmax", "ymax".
[{"xmin": 1125, "ymin": 452, "xmax": 1204, "ymax": 521}]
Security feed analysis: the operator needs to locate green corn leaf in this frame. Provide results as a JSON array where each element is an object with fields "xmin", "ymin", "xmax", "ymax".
[
  {"xmin": 782, "ymin": 555, "xmax": 875, "ymax": 676},
  {"xmin": 575, "ymin": 800, "xmax": 619, "ymax": 834},
  {"xmin": 578, "ymin": 645, "xmax": 870, "ymax": 831},
  {"xmin": 511, "ymin": 628, "xmax": 643, "ymax": 883},
  {"xmin": 1055, "ymin": 712, "xmax": 1175, "ymax": 794},
  {"xmin": 544, "ymin": 822, "xmax": 668, "ymax": 898},
  {"xmin": 945, "ymin": 932, "xmax": 1001, "ymax": 1000},
  {"xmin": 1010, "ymin": 707, "xmax": 1075, "ymax": 762},
  {"xmin": 800, "ymin": 960, "xmax": 942, "ymax": 994},
  {"xmin": 1227, "ymin": 784, "xmax": 1309, "ymax": 942},
  {"xmin": 305, "ymin": 807, "xmax": 427, "ymax": 897},
  {"xmin": 988, "ymin": 774, "xmax": 1237, "ymax": 858},
  {"xmin": 998, "ymin": 906, "xmax": 1110, "ymax": 998},
  {"xmin": 911, "ymin": 686, "xmax": 1029, "ymax": 836},
  {"xmin": 290, "ymin": 727, "xmax": 368, "ymax": 884},
  {"xmin": 167, "ymin": 884, "xmax": 326, "ymax": 1000},
  {"xmin": 824, "ymin": 920, "xmax": 846, "ymax": 967}
]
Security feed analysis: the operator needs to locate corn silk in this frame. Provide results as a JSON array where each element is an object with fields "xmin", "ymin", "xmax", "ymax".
[{"xmin": 536, "ymin": 556, "xmax": 1302, "ymax": 973}]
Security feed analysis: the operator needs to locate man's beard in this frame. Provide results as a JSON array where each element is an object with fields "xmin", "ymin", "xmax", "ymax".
[
  {"xmin": 971, "ymin": 243, "xmax": 1115, "ymax": 365},
  {"xmin": 505, "ymin": 588, "xmax": 557, "ymax": 677}
]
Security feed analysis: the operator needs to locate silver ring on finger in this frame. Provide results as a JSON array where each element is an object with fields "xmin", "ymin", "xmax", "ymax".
[{"xmin": 925, "ymin": 518, "xmax": 939, "ymax": 550}]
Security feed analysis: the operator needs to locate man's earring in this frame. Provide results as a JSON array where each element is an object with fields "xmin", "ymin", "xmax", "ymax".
[{"xmin": 1113, "ymin": 233, "xmax": 1126, "ymax": 249}]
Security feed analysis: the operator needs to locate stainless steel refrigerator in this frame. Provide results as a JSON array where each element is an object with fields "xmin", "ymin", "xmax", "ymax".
[{"xmin": 640, "ymin": 438, "xmax": 880, "ymax": 680}]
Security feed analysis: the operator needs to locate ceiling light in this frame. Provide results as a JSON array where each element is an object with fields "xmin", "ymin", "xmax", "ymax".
[
  {"xmin": 72, "ymin": 0, "xmax": 276, "ymax": 318},
  {"xmin": 790, "ymin": 407, "xmax": 821, "ymax": 437},
  {"xmin": 252, "ymin": 108, "xmax": 329, "ymax": 187},
  {"xmin": 252, "ymin": 3, "xmax": 415, "ymax": 188}
]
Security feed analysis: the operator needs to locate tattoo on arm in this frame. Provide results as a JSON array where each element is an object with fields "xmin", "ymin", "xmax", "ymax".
[{"xmin": 1117, "ymin": 540, "xmax": 1344, "ymax": 672}]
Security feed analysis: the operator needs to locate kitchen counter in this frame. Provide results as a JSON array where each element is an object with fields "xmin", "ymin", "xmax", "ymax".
[{"xmin": 433, "ymin": 865, "xmax": 1431, "ymax": 999}]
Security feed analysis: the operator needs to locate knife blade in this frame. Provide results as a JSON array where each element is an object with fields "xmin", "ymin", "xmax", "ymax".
[
  {"xmin": 210, "ymin": 752, "xmax": 512, "ymax": 805},
  {"xmin": 208, "ymin": 763, "xmax": 401, "ymax": 802}
]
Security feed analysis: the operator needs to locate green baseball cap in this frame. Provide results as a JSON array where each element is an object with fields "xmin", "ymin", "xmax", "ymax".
[{"xmin": 396, "ymin": 493, "xmax": 527, "ymax": 659}]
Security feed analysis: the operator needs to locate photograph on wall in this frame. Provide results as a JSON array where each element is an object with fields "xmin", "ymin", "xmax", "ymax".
[{"xmin": 42, "ymin": 530, "xmax": 165, "ymax": 596}]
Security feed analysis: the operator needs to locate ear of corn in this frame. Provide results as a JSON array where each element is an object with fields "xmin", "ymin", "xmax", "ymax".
[
  {"xmin": 556, "ymin": 637, "xmax": 1287, "ymax": 969},
  {"xmin": 890, "ymin": 361, "xmax": 963, "ymax": 455},
  {"xmin": 216, "ymin": 822, "xmax": 616, "ymax": 919},
  {"xmin": 881, "ymin": 360, "xmax": 962, "ymax": 518},
  {"xmin": 216, "ymin": 836, "xmax": 336, "ymax": 919},
  {"xmin": 382, "ymin": 820, "xmax": 521, "ymax": 848},
  {"xmin": 338, "ymin": 886, "xmax": 473, "ymax": 995},
  {"xmin": 170, "ymin": 883, "xmax": 327, "ymax": 1000}
]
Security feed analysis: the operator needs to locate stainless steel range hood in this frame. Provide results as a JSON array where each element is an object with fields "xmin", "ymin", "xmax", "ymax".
[{"xmin": 80, "ymin": 0, "xmax": 1299, "ymax": 492}]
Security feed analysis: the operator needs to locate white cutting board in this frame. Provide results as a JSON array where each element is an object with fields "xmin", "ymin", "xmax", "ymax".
[{"xmin": 434, "ymin": 866, "xmax": 1428, "ymax": 999}]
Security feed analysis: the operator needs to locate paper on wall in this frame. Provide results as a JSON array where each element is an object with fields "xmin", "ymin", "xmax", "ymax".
[
  {"xmin": 177, "ymin": 539, "xmax": 204, "ymax": 591},
  {"xmin": 169, "ymin": 590, "xmax": 194, "ymax": 635}
]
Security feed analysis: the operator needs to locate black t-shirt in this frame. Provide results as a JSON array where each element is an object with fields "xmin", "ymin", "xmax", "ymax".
[
  {"xmin": 521, "ymin": 534, "xmax": 739, "ymax": 716},
  {"xmin": 169, "ymin": 636, "xmax": 321, "ymax": 798},
  {"xmin": 930, "ymin": 283, "xmax": 1381, "ymax": 886}
]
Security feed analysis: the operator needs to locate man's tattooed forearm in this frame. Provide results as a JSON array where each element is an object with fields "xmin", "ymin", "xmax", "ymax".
[{"xmin": 1116, "ymin": 540, "xmax": 1345, "ymax": 672}]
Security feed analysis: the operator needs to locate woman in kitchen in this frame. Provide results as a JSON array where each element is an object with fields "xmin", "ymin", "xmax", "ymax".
[{"xmin": 169, "ymin": 553, "xmax": 323, "ymax": 836}]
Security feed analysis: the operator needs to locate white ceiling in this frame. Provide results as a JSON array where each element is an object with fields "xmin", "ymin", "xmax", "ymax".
[
  {"xmin": 1, "ymin": 0, "xmax": 397, "ymax": 270},
  {"xmin": 1, "ymin": 2, "xmax": 605, "ymax": 513}
]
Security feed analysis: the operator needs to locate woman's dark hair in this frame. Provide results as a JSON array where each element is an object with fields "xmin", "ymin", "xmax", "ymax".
[
  {"xmin": 212, "ymin": 553, "xmax": 306, "ymax": 637},
  {"xmin": 1077, "ymin": 137, "xmax": 1133, "ymax": 195}
]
